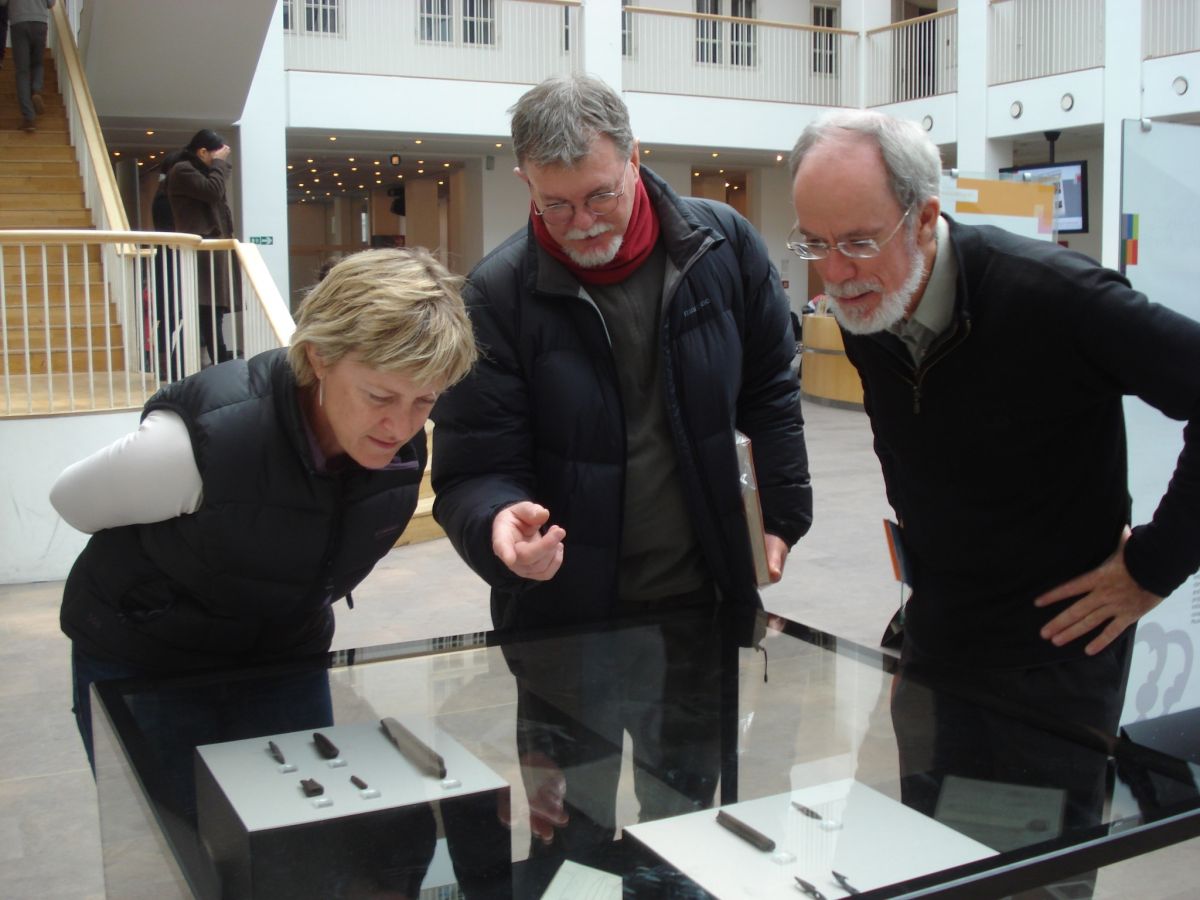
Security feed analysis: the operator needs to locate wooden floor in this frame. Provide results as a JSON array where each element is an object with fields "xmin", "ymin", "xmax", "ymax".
[{"xmin": 0, "ymin": 370, "xmax": 159, "ymax": 417}]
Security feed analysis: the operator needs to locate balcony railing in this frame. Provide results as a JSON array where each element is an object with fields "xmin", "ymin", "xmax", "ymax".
[
  {"xmin": 0, "ymin": 232, "xmax": 293, "ymax": 416},
  {"xmin": 623, "ymin": 7, "xmax": 859, "ymax": 107},
  {"xmin": 624, "ymin": 7, "xmax": 859, "ymax": 107},
  {"xmin": 866, "ymin": 10, "xmax": 957, "ymax": 107},
  {"xmin": 1144, "ymin": 0, "xmax": 1200, "ymax": 59},
  {"xmin": 988, "ymin": 0, "xmax": 1104, "ymax": 85},
  {"xmin": 283, "ymin": 0, "xmax": 582, "ymax": 86}
]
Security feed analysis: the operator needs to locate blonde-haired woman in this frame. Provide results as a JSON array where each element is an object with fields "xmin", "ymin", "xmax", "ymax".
[{"xmin": 51, "ymin": 248, "xmax": 477, "ymax": 766}]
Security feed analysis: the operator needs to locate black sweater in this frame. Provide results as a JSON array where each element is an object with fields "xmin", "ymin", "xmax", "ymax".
[{"xmin": 843, "ymin": 217, "xmax": 1200, "ymax": 667}]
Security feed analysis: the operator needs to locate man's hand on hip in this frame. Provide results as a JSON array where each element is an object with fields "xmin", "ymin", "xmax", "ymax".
[{"xmin": 1035, "ymin": 527, "xmax": 1162, "ymax": 656}]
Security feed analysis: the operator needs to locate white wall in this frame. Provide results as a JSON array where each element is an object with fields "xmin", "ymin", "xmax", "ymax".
[
  {"xmin": 1142, "ymin": 51, "xmax": 1200, "ymax": 120},
  {"xmin": 479, "ymin": 160, "xmax": 534, "ymax": 262},
  {"xmin": 286, "ymin": 72, "xmax": 522, "ymax": 140},
  {"xmin": 0, "ymin": 412, "xmax": 140, "ymax": 584},
  {"xmin": 240, "ymin": 5, "xmax": 291, "ymax": 299}
]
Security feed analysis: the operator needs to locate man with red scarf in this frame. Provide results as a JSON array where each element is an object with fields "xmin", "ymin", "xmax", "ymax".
[{"xmin": 432, "ymin": 75, "xmax": 811, "ymax": 864}]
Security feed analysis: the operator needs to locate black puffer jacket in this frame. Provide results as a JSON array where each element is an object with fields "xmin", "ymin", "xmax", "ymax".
[
  {"xmin": 432, "ymin": 168, "xmax": 812, "ymax": 632},
  {"xmin": 59, "ymin": 349, "xmax": 425, "ymax": 671}
]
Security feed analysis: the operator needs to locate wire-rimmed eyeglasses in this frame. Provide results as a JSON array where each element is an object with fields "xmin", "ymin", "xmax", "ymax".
[
  {"xmin": 533, "ymin": 164, "xmax": 629, "ymax": 227},
  {"xmin": 786, "ymin": 206, "xmax": 913, "ymax": 260}
]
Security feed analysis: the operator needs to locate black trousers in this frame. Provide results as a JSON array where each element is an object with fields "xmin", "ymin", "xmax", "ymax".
[{"xmin": 892, "ymin": 631, "xmax": 1134, "ymax": 895}]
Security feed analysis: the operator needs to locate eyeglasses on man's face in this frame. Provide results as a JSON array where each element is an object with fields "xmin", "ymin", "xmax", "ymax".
[
  {"xmin": 787, "ymin": 206, "xmax": 913, "ymax": 260},
  {"xmin": 534, "ymin": 163, "xmax": 629, "ymax": 227}
]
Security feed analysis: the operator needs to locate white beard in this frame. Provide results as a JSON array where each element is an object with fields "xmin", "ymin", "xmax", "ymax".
[
  {"xmin": 561, "ymin": 222, "xmax": 621, "ymax": 268},
  {"xmin": 824, "ymin": 238, "xmax": 927, "ymax": 335}
]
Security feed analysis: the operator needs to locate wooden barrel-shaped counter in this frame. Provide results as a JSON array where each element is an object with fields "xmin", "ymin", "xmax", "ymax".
[{"xmin": 800, "ymin": 313, "xmax": 863, "ymax": 409}]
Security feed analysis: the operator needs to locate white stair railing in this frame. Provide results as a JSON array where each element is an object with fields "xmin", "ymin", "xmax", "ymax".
[{"xmin": 0, "ymin": 232, "xmax": 294, "ymax": 416}]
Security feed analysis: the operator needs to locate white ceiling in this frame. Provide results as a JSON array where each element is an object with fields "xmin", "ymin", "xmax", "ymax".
[{"xmin": 79, "ymin": 0, "xmax": 276, "ymax": 124}]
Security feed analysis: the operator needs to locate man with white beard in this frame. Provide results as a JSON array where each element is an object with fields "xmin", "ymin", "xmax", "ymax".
[
  {"xmin": 790, "ymin": 110, "xmax": 1200, "ymax": 884},
  {"xmin": 432, "ymin": 75, "xmax": 812, "ymax": 859}
]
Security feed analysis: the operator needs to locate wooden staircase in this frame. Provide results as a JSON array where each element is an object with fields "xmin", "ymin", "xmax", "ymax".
[{"xmin": 1, "ymin": 51, "xmax": 127, "ymax": 380}]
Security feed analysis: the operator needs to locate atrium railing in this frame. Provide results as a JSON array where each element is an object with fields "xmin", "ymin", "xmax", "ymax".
[
  {"xmin": 623, "ymin": 7, "xmax": 859, "ymax": 107},
  {"xmin": 866, "ymin": 10, "xmax": 957, "ymax": 107},
  {"xmin": 0, "ymin": 232, "xmax": 293, "ymax": 417},
  {"xmin": 283, "ymin": 0, "xmax": 582, "ymax": 86},
  {"xmin": 988, "ymin": 0, "xmax": 1104, "ymax": 85},
  {"xmin": 1143, "ymin": 0, "xmax": 1200, "ymax": 59}
]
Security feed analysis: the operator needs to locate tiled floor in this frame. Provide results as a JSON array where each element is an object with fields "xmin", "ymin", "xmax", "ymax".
[{"xmin": 1, "ymin": 402, "xmax": 1196, "ymax": 898}]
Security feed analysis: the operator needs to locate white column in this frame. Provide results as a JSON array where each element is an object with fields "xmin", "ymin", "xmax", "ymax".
[
  {"xmin": 841, "ymin": 0, "xmax": 891, "ymax": 109},
  {"xmin": 583, "ymin": 0, "xmax": 624, "ymax": 89},
  {"xmin": 238, "ymin": 2, "xmax": 290, "ymax": 302},
  {"xmin": 1100, "ymin": 0, "xmax": 1143, "ymax": 269},
  {"xmin": 953, "ymin": 0, "xmax": 995, "ymax": 176}
]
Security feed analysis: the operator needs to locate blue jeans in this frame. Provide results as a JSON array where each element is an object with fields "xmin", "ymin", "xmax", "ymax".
[{"xmin": 71, "ymin": 644, "xmax": 145, "ymax": 773}]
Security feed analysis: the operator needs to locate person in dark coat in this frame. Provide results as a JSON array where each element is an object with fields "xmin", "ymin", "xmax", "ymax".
[
  {"xmin": 432, "ymin": 74, "xmax": 812, "ymax": 853},
  {"xmin": 51, "ymin": 248, "xmax": 478, "ymax": 768},
  {"xmin": 168, "ymin": 128, "xmax": 238, "ymax": 365},
  {"xmin": 152, "ymin": 149, "xmax": 185, "ymax": 380}
]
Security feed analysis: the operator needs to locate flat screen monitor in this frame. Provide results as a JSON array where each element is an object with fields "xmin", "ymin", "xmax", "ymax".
[{"xmin": 999, "ymin": 160, "xmax": 1089, "ymax": 234}]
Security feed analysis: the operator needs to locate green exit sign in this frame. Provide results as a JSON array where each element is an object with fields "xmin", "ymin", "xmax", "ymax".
[{"xmin": 249, "ymin": 235, "xmax": 274, "ymax": 245}]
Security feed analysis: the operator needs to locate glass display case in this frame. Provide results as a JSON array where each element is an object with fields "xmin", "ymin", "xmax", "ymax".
[{"xmin": 91, "ymin": 609, "xmax": 1200, "ymax": 898}]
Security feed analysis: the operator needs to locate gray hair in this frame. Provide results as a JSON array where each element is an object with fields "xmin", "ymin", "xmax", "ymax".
[
  {"xmin": 789, "ymin": 109, "xmax": 942, "ymax": 211},
  {"xmin": 509, "ymin": 74, "xmax": 634, "ymax": 168},
  {"xmin": 288, "ymin": 248, "xmax": 477, "ymax": 390}
]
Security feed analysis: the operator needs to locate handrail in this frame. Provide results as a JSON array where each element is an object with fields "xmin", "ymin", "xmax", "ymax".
[
  {"xmin": 234, "ymin": 242, "xmax": 296, "ymax": 348},
  {"xmin": 867, "ymin": 9, "xmax": 957, "ymax": 36},
  {"xmin": 48, "ymin": 1, "xmax": 129, "ymax": 233},
  {"xmin": 0, "ymin": 230, "xmax": 204, "ymax": 248},
  {"xmin": 626, "ymin": 6, "xmax": 856, "ymax": 36}
]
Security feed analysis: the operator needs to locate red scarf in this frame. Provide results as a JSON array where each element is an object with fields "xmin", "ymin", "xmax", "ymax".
[{"xmin": 530, "ymin": 173, "xmax": 660, "ymax": 286}]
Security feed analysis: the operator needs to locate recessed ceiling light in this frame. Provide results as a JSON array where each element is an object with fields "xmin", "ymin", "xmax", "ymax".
[
  {"xmin": 287, "ymin": 164, "xmax": 294, "ymax": 170},
  {"xmin": 415, "ymin": 139, "xmax": 423, "ymax": 145},
  {"xmin": 306, "ymin": 158, "xmax": 314, "ymax": 163},
  {"xmin": 145, "ymin": 130, "xmax": 155, "ymax": 136},
  {"xmin": 348, "ymin": 156, "xmax": 355, "ymax": 162},
  {"xmin": 329, "ymin": 136, "xmax": 337, "ymax": 141},
  {"xmin": 776, "ymin": 154, "xmax": 783, "ymax": 162},
  {"xmin": 417, "ymin": 169, "xmax": 424, "ymax": 174},
  {"xmin": 711, "ymin": 152, "xmax": 719, "ymax": 158},
  {"xmin": 113, "ymin": 151, "xmax": 121, "ymax": 157},
  {"xmin": 495, "ymin": 142, "xmax": 503, "ymax": 148}
]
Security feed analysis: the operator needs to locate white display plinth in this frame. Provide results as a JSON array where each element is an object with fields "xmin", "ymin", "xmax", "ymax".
[{"xmin": 625, "ymin": 778, "xmax": 996, "ymax": 899}]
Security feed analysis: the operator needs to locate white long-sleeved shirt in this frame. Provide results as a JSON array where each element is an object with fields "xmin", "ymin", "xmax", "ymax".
[{"xmin": 50, "ymin": 410, "xmax": 203, "ymax": 533}]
